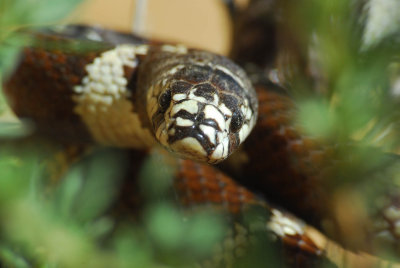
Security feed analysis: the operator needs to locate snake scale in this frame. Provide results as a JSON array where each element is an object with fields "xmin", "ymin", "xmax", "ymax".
[{"xmin": 3, "ymin": 0, "xmax": 400, "ymax": 267}]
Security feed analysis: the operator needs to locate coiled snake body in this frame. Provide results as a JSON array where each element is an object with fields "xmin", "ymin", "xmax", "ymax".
[
  {"xmin": 5, "ymin": 31, "xmax": 257, "ymax": 164},
  {"xmin": 3, "ymin": 8, "xmax": 400, "ymax": 268}
]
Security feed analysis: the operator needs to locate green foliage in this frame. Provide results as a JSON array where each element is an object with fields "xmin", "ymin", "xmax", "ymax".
[
  {"xmin": 0, "ymin": 146, "xmax": 227, "ymax": 267},
  {"xmin": 53, "ymin": 149, "xmax": 128, "ymax": 224},
  {"xmin": 292, "ymin": 1, "xmax": 399, "ymax": 146},
  {"xmin": 0, "ymin": 0, "xmax": 83, "ymax": 75},
  {"xmin": 289, "ymin": 1, "xmax": 400, "ymax": 245}
]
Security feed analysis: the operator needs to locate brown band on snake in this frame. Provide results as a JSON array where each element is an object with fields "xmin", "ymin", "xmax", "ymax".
[
  {"xmin": 4, "ymin": 44, "xmax": 104, "ymax": 143},
  {"xmin": 230, "ymin": 0, "xmax": 279, "ymax": 69},
  {"xmin": 229, "ymin": 84, "xmax": 330, "ymax": 224}
]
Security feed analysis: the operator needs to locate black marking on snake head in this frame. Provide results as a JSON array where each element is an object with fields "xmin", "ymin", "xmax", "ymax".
[
  {"xmin": 172, "ymin": 109, "xmax": 194, "ymax": 120},
  {"xmin": 211, "ymin": 69, "xmax": 242, "ymax": 95},
  {"xmin": 168, "ymin": 102, "xmax": 222, "ymax": 156},
  {"xmin": 174, "ymin": 65, "xmax": 212, "ymax": 84},
  {"xmin": 193, "ymin": 83, "xmax": 217, "ymax": 102},
  {"xmin": 151, "ymin": 90, "xmax": 172, "ymax": 130},
  {"xmin": 220, "ymin": 93, "xmax": 244, "ymax": 130},
  {"xmin": 172, "ymin": 103, "xmax": 221, "ymax": 131},
  {"xmin": 168, "ymin": 124, "xmax": 216, "ymax": 156},
  {"xmin": 158, "ymin": 89, "xmax": 172, "ymax": 111},
  {"xmin": 202, "ymin": 118, "xmax": 220, "ymax": 131},
  {"xmin": 230, "ymin": 110, "xmax": 244, "ymax": 133},
  {"xmin": 171, "ymin": 81, "xmax": 193, "ymax": 94},
  {"xmin": 194, "ymin": 109, "xmax": 221, "ymax": 131},
  {"xmin": 220, "ymin": 94, "xmax": 239, "ymax": 109}
]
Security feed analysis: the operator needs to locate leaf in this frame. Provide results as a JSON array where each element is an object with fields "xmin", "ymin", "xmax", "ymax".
[
  {"xmin": 0, "ymin": 122, "xmax": 34, "ymax": 138},
  {"xmin": 27, "ymin": 0, "xmax": 83, "ymax": 24},
  {"xmin": 145, "ymin": 203, "xmax": 184, "ymax": 249},
  {"xmin": 54, "ymin": 148, "xmax": 128, "ymax": 223},
  {"xmin": 298, "ymin": 99, "xmax": 337, "ymax": 138},
  {"xmin": 0, "ymin": 0, "xmax": 83, "ymax": 26}
]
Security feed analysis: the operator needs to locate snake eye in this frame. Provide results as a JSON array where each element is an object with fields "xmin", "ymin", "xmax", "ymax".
[
  {"xmin": 159, "ymin": 90, "xmax": 171, "ymax": 111},
  {"xmin": 230, "ymin": 110, "xmax": 244, "ymax": 133}
]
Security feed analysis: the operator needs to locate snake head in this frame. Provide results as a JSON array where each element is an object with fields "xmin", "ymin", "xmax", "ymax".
[{"xmin": 146, "ymin": 49, "xmax": 258, "ymax": 164}]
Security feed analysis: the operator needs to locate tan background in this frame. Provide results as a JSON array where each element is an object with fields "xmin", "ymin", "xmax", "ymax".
[{"xmin": 71, "ymin": 0, "xmax": 244, "ymax": 55}]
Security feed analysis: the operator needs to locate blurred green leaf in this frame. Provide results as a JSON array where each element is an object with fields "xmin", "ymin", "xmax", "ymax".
[
  {"xmin": 145, "ymin": 203, "xmax": 184, "ymax": 249},
  {"xmin": 0, "ymin": 145, "xmax": 42, "ymax": 205},
  {"xmin": 0, "ymin": 0, "xmax": 83, "ymax": 27},
  {"xmin": 298, "ymin": 99, "xmax": 337, "ymax": 138},
  {"xmin": 185, "ymin": 212, "xmax": 225, "ymax": 256},
  {"xmin": 0, "ymin": 244, "xmax": 30, "ymax": 268},
  {"xmin": 22, "ymin": 0, "xmax": 83, "ymax": 25},
  {"xmin": 54, "ymin": 148, "xmax": 128, "ymax": 224},
  {"xmin": 114, "ymin": 229, "xmax": 154, "ymax": 268},
  {"xmin": 0, "ymin": 121, "xmax": 34, "ymax": 138},
  {"xmin": 139, "ymin": 150, "xmax": 174, "ymax": 198}
]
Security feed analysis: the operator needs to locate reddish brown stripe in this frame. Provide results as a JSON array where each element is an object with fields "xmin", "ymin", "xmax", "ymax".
[
  {"xmin": 224, "ymin": 85, "xmax": 332, "ymax": 226},
  {"xmin": 4, "ymin": 41, "xmax": 106, "ymax": 143},
  {"xmin": 174, "ymin": 158, "xmax": 262, "ymax": 214}
]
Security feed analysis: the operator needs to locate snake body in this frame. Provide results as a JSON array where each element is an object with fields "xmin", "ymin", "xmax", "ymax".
[{"xmin": 4, "ymin": 31, "xmax": 257, "ymax": 164}]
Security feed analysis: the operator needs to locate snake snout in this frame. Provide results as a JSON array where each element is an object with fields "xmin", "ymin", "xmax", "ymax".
[{"xmin": 156, "ymin": 95, "xmax": 231, "ymax": 163}]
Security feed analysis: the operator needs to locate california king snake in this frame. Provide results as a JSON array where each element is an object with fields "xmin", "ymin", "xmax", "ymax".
[
  {"xmin": 4, "ymin": 29, "xmax": 257, "ymax": 164},
  {"xmin": 3, "ymin": 2, "xmax": 400, "ymax": 268}
]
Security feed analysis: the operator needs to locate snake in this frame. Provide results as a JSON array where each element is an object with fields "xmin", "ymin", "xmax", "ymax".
[
  {"xmin": 4, "ymin": 28, "xmax": 257, "ymax": 164},
  {"xmin": 2, "ymin": 1, "xmax": 400, "ymax": 267}
]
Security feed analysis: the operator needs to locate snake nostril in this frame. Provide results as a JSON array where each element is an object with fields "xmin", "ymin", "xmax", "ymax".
[
  {"xmin": 230, "ymin": 110, "xmax": 244, "ymax": 133},
  {"xmin": 158, "ymin": 90, "xmax": 172, "ymax": 111}
]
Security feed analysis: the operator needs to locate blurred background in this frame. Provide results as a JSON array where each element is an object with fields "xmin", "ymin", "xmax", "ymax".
[{"xmin": 71, "ymin": 0, "xmax": 248, "ymax": 54}]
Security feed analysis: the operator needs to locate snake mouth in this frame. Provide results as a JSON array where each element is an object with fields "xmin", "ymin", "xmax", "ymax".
[{"xmin": 155, "ymin": 99, "xmax": 231, "ymax": 163}]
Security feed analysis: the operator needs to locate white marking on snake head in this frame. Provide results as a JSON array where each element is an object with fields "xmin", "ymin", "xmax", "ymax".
[
  {"xmin": 238, "ymin": 123, "xmax": 249, "ymax": 143},
  {"xmin": 204, "ymin": 105, "xmax": 226, "ymax": 131},
  {"xmin": 215, "ymin": 65, "xmax": 245, "ymax": 88},
  {"xmin": 170, "ymin": 137, "xmax": 207, "ymax": 160},
  {"xmin": 164, "ymin": 64, "xmax": 185, "ymax": 77},
  {"xmin": 176, "ymin": 117, "xmax": 194, "ymax": 127},
  {"xmin": 211, "ymin": 140, "xmax": 227, "ymax": 160},
  {"xmin": 170, "ymin": 100, "xmax": 199, "ymax": 117},
  {"xmin": 219, "ymin": 103, "xmax": 232, "ymax": 118},
  {"xmin": 200, "ymin": 124, "xmax": 216, "ymax": 145},
  {"xmin": 188, "ymin": 89, "xmax": 207, "ymax": 103},
  {"xmin": 172, "ymin": 93, "xmax": 187, "ymax": 102}
]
